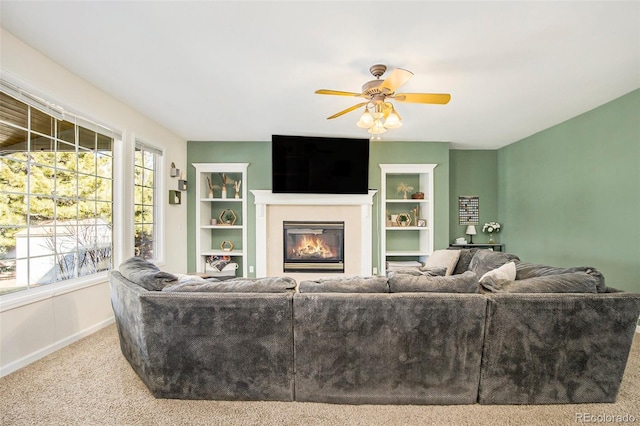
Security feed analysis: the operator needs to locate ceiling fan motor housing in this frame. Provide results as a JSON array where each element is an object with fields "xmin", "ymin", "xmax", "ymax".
[{"xmin": 361, "ymin": 80, "xmax": 386, "ymax": 97}]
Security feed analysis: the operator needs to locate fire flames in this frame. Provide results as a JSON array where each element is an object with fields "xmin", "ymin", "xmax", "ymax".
[{"xmin": 291, "ymin": 235, "xmax": 335, "ymax": 259}]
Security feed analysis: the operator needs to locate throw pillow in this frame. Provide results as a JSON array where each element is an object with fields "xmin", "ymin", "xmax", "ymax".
[
  {"xmin": 479, "ymin": 261, "xmax": 516, "ymax": 285},
  {"xmin": 516, "ymin": 263, "xmax": 607, "ymax": 292},
  {"xmin": 389, "ymin": 270, "xmax": 479, "ymax": 293},
  {"xmin": 118, "ymin": 256, "xmax": 178, "ymax": 291},
  {"xmin": 298, "ymin": 276, "xmax": 389, "ymax": 293},
  {"xmin": 387, "ymin": 266, "xmax": 447, "ymax": 277},
  {"xmin": 424, "ymin": 249, "xmax": 461, "ymax": 276},
  {"xmin": 480, "ymin": 271, "xmax": 598, "ymax": 293},
  {"xmin": 448, "ymin": 248, "xmax": 479, "ymax": 275},
  {"xmin": 468, "ymin": 250, "xmax": 520, "ymax": 278},
  {"xmin": 162, "ymin": 276, "xmax": 297, "ymax": 293}
]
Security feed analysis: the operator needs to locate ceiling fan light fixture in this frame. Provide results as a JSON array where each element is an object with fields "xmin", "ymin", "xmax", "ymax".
[
  {"xmin": 383, "ymin": 110, "xmax": 402, "ymax": 129},
  {"xmin": 368, "ymin": 119, "xmax": 387, "ymax": 135},
  {"xmin": 356, "ymin": 108, "xmax": 374, "ymax": 128},
  {"xmin": 315, "ymin": 64, "xmax": 451, "ymax": 140}
]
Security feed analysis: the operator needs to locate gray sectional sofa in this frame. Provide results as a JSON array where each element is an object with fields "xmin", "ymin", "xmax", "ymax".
[{"xmin": 109, "ymin": 251, "xmax": 640, "ymax": 404}]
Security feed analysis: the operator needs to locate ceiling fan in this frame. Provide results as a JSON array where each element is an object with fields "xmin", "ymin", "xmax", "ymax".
[{"xmin": 315, "ymin": 64, "xmax": 451, "ymax": 138}]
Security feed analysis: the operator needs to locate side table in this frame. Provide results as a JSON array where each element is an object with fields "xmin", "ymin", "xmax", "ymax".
[{"xmin": 449, "ymin": 243, "xmax": 504, "ymax": 252}]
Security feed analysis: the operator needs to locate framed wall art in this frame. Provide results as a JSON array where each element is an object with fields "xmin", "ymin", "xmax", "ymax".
[{"xmin": 458, "ymin": 196, "xmax": 479, "ymax": 225}]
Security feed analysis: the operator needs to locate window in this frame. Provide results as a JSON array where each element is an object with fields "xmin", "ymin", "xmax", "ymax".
[
  {"xmin": 0, "ymin": 90, "xmax": 114, "ymax": 296},
  {"xmin": 134, "ymin": 142, "xmax": 161, "ymax": 261}
]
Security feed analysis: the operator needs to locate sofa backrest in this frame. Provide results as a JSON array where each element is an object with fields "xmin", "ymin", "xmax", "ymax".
[
  {"xmin": 479, "ymin": 292, "xmax": 640, "ymax": 404},
  {"xmin": 109, "ymin": 270, "xmax": 295, "ymax": 401},
  {"xmin": 293, "ymin": 292, "xmax": 487, "ymax": 404}
]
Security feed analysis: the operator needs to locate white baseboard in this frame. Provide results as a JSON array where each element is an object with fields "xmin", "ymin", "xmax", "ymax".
[{"xmin": 0, "ymin": 316, "xmax": 115, "ymax": 378}]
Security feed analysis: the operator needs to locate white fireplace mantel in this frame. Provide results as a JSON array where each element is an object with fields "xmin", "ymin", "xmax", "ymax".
[{"xmin": 251, "ymin": 190, "xmax": 377, "ymax": 277}]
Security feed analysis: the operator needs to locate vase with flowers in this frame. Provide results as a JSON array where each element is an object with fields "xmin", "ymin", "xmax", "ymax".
[{"xmin": 482, "ymin": 221, "xmax": 501, "ymax": 244}]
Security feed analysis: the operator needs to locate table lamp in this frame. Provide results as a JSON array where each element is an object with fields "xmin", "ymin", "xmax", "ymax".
[{"xmin": 465, "ymin": 225, "xmax": 477, "ymax": 244}]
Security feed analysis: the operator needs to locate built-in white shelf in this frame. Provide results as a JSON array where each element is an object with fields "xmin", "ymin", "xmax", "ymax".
[
  {"xmin": 193, "ymin": 163, "xmax": 249, "ymax": 275},
  {"xmin": 380, "ymin": 164, "xmax": 437, "ymax": 275}
]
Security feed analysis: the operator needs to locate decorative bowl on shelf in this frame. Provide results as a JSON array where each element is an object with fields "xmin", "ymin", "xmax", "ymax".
[{"xmin": 411, "ymin": 192, "xmax": 424, "ymax": 199}]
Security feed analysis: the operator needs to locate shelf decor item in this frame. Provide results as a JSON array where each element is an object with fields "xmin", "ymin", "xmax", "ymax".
[
  {"xmin": 206, "ymin": 176, "xmax": 217, "ymax": 198},
  {"xmin": 234, "ymin": 180, "xmax": 242, "ymax": 199},
  {"xmin": 411, "ymin": 192, "xmax": 424, "ymax": 199},
  {"xmin": 220, "ymin": 240, "xmax": 235, "ymax": 251},
  {"xmin": 220, "ymin": 173, "xmax": 230, "ymax": 198},
  {"xmin": 219, "ymin": 209, "xmax": 237, "ymax": 225},
  {"xmin": 417, "ymin": 219, "xmax": 427, "ymax": 227},
  {"xmin": 396, "ymin": 212, "xmax": 412, "ymax": 227},
  {"xmin": 397, "ymin": 182, "xmax": 414, "ymax": 200},
  {"xmin": 482, "ymin": 221, "xmax": 501, "ymax": 244}
]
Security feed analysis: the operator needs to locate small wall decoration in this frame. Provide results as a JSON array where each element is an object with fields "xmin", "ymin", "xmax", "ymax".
[
  {"xmin": 178, "ymin": 171, "xmax": 187, "ymax": 191},
  {"xmin": 458, "ymin": 196, "xmax": 479, "ymax": 225},
  {"xmin": 170, "ymin": 162, "xmax": 180, "ymax": 177},
  {"xmin": 168, "ymin": 190, "xmax": 181, "ymax": 205}
]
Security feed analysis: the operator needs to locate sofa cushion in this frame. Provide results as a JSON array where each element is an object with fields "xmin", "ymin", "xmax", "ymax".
[
  {"xmin": 480, "ymin": 271, "xmax": 598, "ymax": 293},
  {"xmin": 516, "ymin": 263, "xmax": 606, "ymax": 292},
  {"xmin": 424, "ymin": 249, "xmax": 461, "ymax": 276},
  {"xmin": 118, "ymin": 256, "xmax": 178, "ymax": 291},
  {"xmin": 448, "ymin": 248, "xmax": 479, "ymax": 275},
  {"xmin": 469, "ymin": 250, "xmax": 520, "ymax": 278},
  {"xmin": 298, "ymin": 276, "xmax": 389, "ymax": 293},
  {"xmin": 387, "ymin": 266, "xmax": 446, "ymax": 277},
  {"xmin": 479, "ymin": 261, "xmax": 516, "ymax": 285},
  {"xmin": 162, "ymin": 276, "xmax": 297, "ymax": 293},
  {"xmin": 389, "ymin": 270, "xmax": 479, "ymax": 293}
]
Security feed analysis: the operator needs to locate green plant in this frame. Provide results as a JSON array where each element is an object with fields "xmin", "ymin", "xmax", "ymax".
[{"xmin": 397, "ymin": 212, "xmax": 412, "ymax": 226}]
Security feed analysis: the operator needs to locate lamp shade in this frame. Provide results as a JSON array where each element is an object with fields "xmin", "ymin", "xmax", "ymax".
[
  {"xmin": 465, "ymin": 225, "xmax": 477, "ymax": 236},
  {"xmin": 383, "ymin": 112, "xmax": 401, "ymax": 128},
  {"xmin": 357, "ymin": 109, "xmax": 374, "ymax": 128}
]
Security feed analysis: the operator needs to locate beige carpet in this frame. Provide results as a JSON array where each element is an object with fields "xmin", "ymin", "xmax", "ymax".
[{"xmin": 1, "ymin": 324, "xmax": 638, "ymax": 426}]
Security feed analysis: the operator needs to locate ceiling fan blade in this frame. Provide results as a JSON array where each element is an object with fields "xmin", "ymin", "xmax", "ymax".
[
  {"xmin": 393, "ymin": 93, "xmax": 451, "ymax": 104},
  {"xmin": 326, "ymin": 102, "xmax": 369, "ymax": 120},
  {"xmin": 379, "ymin": 68, "xmax": 414, "ymax": 94},
  {"xmin": 315, "ymin": 89, "xmax": 362, "ymax": 97}
]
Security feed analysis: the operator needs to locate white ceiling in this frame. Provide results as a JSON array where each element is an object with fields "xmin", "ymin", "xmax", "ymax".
[{"xmin": 1, "ymin": 1, "xmax": 638, "ymax": 149}]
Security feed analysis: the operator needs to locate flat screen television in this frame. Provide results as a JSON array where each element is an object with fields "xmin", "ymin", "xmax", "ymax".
[{"xmin": 272, "ymin": 135, "xmax": 370, "ymax": 194}]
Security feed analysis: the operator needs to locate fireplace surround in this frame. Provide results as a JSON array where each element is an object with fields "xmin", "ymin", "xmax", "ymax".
[{"xmin": 252, "ymin": 190, "xmax": 377, "ymax": 278}]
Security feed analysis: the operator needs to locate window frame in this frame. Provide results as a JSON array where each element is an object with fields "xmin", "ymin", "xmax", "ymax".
[
  {"xmin": 0, "ymin": 79, "xmax": 124, "ymax": 312},
  {"xmin": 133, "ymin": 140, "xmax": 164, "ymax": 264}
]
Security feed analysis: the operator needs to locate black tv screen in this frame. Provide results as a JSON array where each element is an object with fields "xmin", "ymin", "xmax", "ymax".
[{"xmin": 272, "ymin": 135, "xmax": 370, "ymax": 194}]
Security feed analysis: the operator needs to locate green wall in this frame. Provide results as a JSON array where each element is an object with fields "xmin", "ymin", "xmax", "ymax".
[
  {"xmin": 186, "ymin": 140, "xmax": 450, "ymax": 275},
  {"xmin": 449, "ymin": 150, "xmax": 499, "ymax": 245},
  {"xmin": 186, "ymin": 90, "xmax": 639, "ymax": 291},
  {"xmin": 497, "ymin": 89, "xmax": 640, "ymax": 292}
]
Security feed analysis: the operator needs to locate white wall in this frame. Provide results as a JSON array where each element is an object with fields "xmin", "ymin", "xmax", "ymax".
[{"xmin": 0, "ymin": 28, "xmax": 188, "ymax": 376}]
